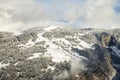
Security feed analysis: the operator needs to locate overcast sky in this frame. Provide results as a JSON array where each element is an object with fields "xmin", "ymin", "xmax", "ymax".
[{"xmin": 0, "ymin": 0, "xmax": 120, "ymax": 34}]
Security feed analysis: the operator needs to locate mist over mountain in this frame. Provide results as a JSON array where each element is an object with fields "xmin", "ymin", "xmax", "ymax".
[
  {"xmin": 0, "ymin": 26, "xmax": 120, "ymax": 80},
  {"xmin": 0, "ymin": 0, "xmax": 120, "ymax": 34}
]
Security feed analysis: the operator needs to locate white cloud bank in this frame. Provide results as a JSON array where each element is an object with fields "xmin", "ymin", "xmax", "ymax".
[{"xmin": 0, "ymin": 0, "xmax": 120, "ymax": 34}]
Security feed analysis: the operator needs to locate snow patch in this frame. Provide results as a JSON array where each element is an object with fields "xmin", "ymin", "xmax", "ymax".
[
  {"xmin": 27, "ymin": 53, "xmax": 43, "ymax": 60},
  {"xmin": 71, "ymin": 52, "xmax": 88, "ymax": 61},
  {"xmin": 25, "ymin": 39, "xmax": 35, "ymax": 47},
  {"xmin": 73, "ymin": 46, "xmax": 84, "ymax": 50},
  {"xmin": 47, "ymin": 65, "xmax": 55, "ymax": 71},
  {"xmin": 44, "ymin": 25, "xmax": 60, "ymax": 32},
  {"xmin": 79, "ymin": 40, "xmax": 93, "ymax": 49},
  {"xmin": 14, "ymin": 61, "xmax": 20, "ymax": 66},
  {"xmin": 0, "ymin": 62, "xmax": 9, "ymax": 68},
  {"xmin": 78, "ymin": 33, "xmax": 85, "ymax": 36},
  {"xmin": 18, "ymin": 39, "xmax": 35, "ymax": 49},
  {"xmin": 65, "ymin": 34, "xmax": 94, "ymax": 50},
  {"xmin": 118, "ymin": 38, "xmax": 120, "ymax": 42},
  {"xmin": 52, "ymin": 38, "xmax": 71, "ymax": 45},
  {"xmin": 42, "ymin": 65, "xmax": 55, "ymax": 72},
  {"xmin": 35, "ymin": 32, "xmax": 46, "ymax": 42},
  {"xmin": 45, "ymin": 43, "xmax": 70, "ymax": 63}
]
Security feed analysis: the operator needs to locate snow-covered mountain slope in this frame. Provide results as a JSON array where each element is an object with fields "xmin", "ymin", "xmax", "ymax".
[
  {"xmin": 18, "ymin": 26, "xmax": 93, "ymax": 63},
  {"xmin": 0, "ymin": 26, "xmax": 120, "ymax": 80}
]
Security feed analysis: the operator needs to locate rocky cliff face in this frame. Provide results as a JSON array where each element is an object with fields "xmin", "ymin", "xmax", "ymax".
[{"xmin": 0, "ymin": 26, "xmax": 119, "ymax": 80}]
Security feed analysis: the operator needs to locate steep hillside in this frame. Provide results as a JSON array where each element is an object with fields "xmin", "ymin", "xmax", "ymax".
[{"xmin": 0, "ymin": 26, "xmax": 120, "ymax": 80}]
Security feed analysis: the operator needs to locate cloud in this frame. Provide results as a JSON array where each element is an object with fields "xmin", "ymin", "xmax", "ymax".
[
  {"xmin": 0, "ymin": 0, "xmax": 120, "ymax": 34},
  {"xmin": 83, "ymin": 0, "xmax": 119, "ymax": 27},
  {"xmin": 53, "ymin": 70, "xmax": 69, "ymax": 80},
  {"xmin": 53, "ymin": 52, "xmax": 88, "ymax": 80}
]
